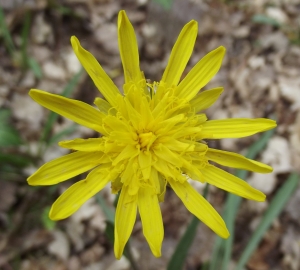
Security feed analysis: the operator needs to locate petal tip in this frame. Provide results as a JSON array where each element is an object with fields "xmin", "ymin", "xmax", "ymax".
[
  {"xmin": 118, "ymin": 10, "xmax": 128, "ymax": 27},
  {"xmin": 219, "ymin": 45, "xmax": 226, "ymax": 52},
  {"xmin": 70, "ymin": 36, "xmax": 79, "ymax": 51},
  {"xmin": 29, "ymin": 89, "xmax": 41, "ymax": 98},
  {"xmin": 49, "ymin": 208, "xmax": 60, "ymax": 221},
  {"xmin": 188, "ymin": 19, "xmax": 198, "ymax": 28},
  {"xmin": 153, "ymin": 249, "xmax": 162, "ymax": 258},
  {"xmin": 223, "ymin": 230, "xmax": 230, "ymax": 239}
]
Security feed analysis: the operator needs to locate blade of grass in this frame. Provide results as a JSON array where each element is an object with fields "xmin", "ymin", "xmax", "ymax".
[
  {"xmin": 167, "ymin": 184, "xmax": 209, "ymax": 270},
  {"xmin": 0, "ymin": 153, "xmax": 31, "ymax": 167},
  {"xmin": 21, "ymin": 11, "xmax": 31, "ymax": 68},
  {"xmin": 41, "ymin": 206, "xmax": 56, "ymax": 230},
  {"xmin": 39, "ymin": 68, "xmax": 84, "ymax": 145},
  {"xmin": 236, "ymin": 173, "xmax": 299, "ymax": 269},
  {"xmin": 0, "ymin": 6, "xmax": 15, "ymax": 56},
  {"xmin": 28, "ymin": 57, "xmax": 43, "ymax": 79},
  {"xmin": 95, "ymin": 193, "xmax": 115, "ymax": 224},
  {"xmin": 209, "ymin": 129, "xmax": 275, "ymax": 270},
  {"xmin": 0, "ymin": 109, "xmax": 23, "ymax": 147},
  {"xmin": 47, "ymin": 124, "xmax": 77, "ymax": 146}
]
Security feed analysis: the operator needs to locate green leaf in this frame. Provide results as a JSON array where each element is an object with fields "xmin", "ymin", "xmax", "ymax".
[
  {"xmin": 47, "ymin": 124, "xmax": 77, "ymax": 146},
  {"xmin": 42, "ymin": 206, "xmax": 56, "ymax": 230},
  {"xmin": 28, "ymin": 57, "xmax": 43, "ymax": 79},
  {"xmin": 167, "ymin": 184, "xmax": 209, "ymax": 270},
  {"xmin": 0, "ymin": 6, "xmax": 15, "ymax": 56},
  {"xmin": 209, "ymin": 129, "xmax": 276, "ymax": 270},
  {"xmin": 21, "ymin": 12, "xmax": 31, "ymax": 68},
  {"xmin": 0, "ymin": 109, "xmax": 23, "ymax": 147},
  {"xmin": 0, "ymin": 153, "xmax": 31, "ymax": 167},
  {"xmin": 236, "ymin": 173, "xmax": 299, "ymax": 270},
  {"xmin": 95, "ymin": 193, "xmax": 115, "ymax": 224}
]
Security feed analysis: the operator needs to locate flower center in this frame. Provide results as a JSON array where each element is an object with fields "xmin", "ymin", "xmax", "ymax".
[{"xmin": 138, "ymin": 132, "xmax": 157, "ymax": 150}]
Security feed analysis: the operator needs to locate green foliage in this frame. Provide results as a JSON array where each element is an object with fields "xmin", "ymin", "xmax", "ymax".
[
  {"xmin": 0, "ymin": 6, "xmax": 15, "ymax": 56},
  {"xmin": 41, "ymin": 206, "xmax": 56, "ymax": 230},
  {"xmin": 0, "ymin": 109, "xmax": 23, "ymax": 147},
  {"xmin": 27, "ymin": 56, "xmax": 43, "ymax": 79}
]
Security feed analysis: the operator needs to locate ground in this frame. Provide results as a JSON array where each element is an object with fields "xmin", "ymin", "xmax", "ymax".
[{"xmin": 0, "ymin": 0, "xmax": 300, "ymax": 269}]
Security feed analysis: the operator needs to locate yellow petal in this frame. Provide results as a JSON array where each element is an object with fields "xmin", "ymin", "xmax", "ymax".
[
  {"xmin": 202, "ymin": 165, "xmax": 266, "ymax": 201},
  {"xmin": 153, "ymin": 144, "xmax": 182, "ymax": 167},
  {"xmin": 59, "ymin": 138, "xmax": 104, "ymax": 151},
  {"xmin": 70, "ymin": 36, "xmax": 121, "ymax": 107},
  {"xmin": 49, "ymin": 166, "xmax": 111, "ymax": 220},
  {"xmin": 206, "ymin": 148, "xmax": 273, "ymax": 173},
  {"xmin": 138, "ymin": 187, "xmax": 164, "ymax": 257},
  {"xmin": 118, "ymin": 10, "xmax": 141, "ymax": 84},
  {"xmin": 161, "ymin": 20, "xmax": 198, "ymax": 87},
  {"xmin": 29, "ymin": 89, "xmax": 106, "ymax": 134},
  {"xmin": 138, "ymin": 151, "xmax": 152, "ymax": 179},
  {"xmin": 113, "ymin": 144, "xmax": 139, "ymax": 166},
  {"xmin": 94, "ymin": 97, "xmax": 114, "ymax": 114},
  {"xmin": 169, "ymin": 179, "xmax": 229, "ymax": 238},
  {"xmin": 163, "ymin": 138, "xmax": 195, "ymax": 152},
  {"xmin": 175, "ymin": 46, "xmax": 225, "ymax": 101},
  {"xmin": 114, "ymin": 185, "xmax": 137, "ymax": 259},
  {"xmin": 201, "ymin": 118, "xmax": 277, "ymax": 139},
  {"xmin": 190, "ymin": 87, "xmax": 223, "ymax": 112},
  {"xmin": 110, "ymin": 131, "xmax": 137, "ymax": 145},
  {"xmin": 27, "ymin": 151, "xmax": 101, "ymax": 186},
  {"xmin": 152, "ymin": 158, "xmax": 173, "ymax": 178}
]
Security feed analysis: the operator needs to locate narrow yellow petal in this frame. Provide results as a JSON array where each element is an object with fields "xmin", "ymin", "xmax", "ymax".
[
  {"xmin": 162, "ymin": 138, "xmax": 195, "ymax": 152},
  {"xmin": 49, "ymin": 166, "xmax": 111, "ymax": 220},
  {"xmin": 201, "ymin": 118, "xmax": 277, "ymax": 139},
  {"xmin": 190, "ymin": 87, "xmax": 224, "ymax": 112},
  {"xmin": 110, "ymin": 131, "xmax": 137, "ymax": 145},
  {"xmin": 202, "ymin": 165, "xmax": 266, "ymax": 201},
  {"xmin": 206, "ymin": 148, "xmax": 273, "ymax": 173},
  {"xmin": 59, "ymin": 138, "xmax": 104, "ymax": 152},
  {"xmin": 114, "ymin": 185, "xmax": 137, "ymax": 259},
  {"xmin": 70, "ymin": 36, "xmax": 121, "ymax": 107},
  {"xmin": 152, "ymin": 158, "xmax": 173, "ymax": 178},
  {"xmin": 94, "ymin": 97, "xmax": 114, "ymax": 114},
  {"xmin": 138, "ymin": 187, "xmax": 164, "ymax": 257},
  {"xmin": 153, "ymin": 144, "xmax": 182, "ymax": 167},
  {"xmin": 29, "ymin": 89, "xmax": 106, "ymax": 133},
  {"xmin": 175, "ymin": 46, "xmax": 226, "ymax": 101},
  {"xmin": 138, "ymin": 151, "xmax": 152, "ymax": 179},
  {"xmin": 27, "ymin": 151, "xmax": 101, "ymax": 186},
  {"xmin": 118, "ymin": 10, "xmax": 141, "ymax": 84},
  {"xmin": 161, "ymin": 20, "xmax": 198, "ymax": 87},
  {"xmin": 113, "ymin": 144, "xmax": 139, "ymax": 166},
  {"xmin": 169, "ymin": 179, "xmax": 229, "ymax": 238}
]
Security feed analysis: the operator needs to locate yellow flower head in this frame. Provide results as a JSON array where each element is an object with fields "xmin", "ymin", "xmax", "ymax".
[{"xmin": 28, "ymin": 10, "xmax": 276, "ymax": 259}]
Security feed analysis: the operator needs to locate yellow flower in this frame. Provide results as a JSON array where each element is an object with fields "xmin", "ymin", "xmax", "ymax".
[{"xmin": 28, "ymin": 10, "xmax": 276, "ymax": 259}]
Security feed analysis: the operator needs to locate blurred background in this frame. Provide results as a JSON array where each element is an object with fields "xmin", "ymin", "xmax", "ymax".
[{"xmin": 0, "ymin": 0, "xmax": 300, "ymax": 269}]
